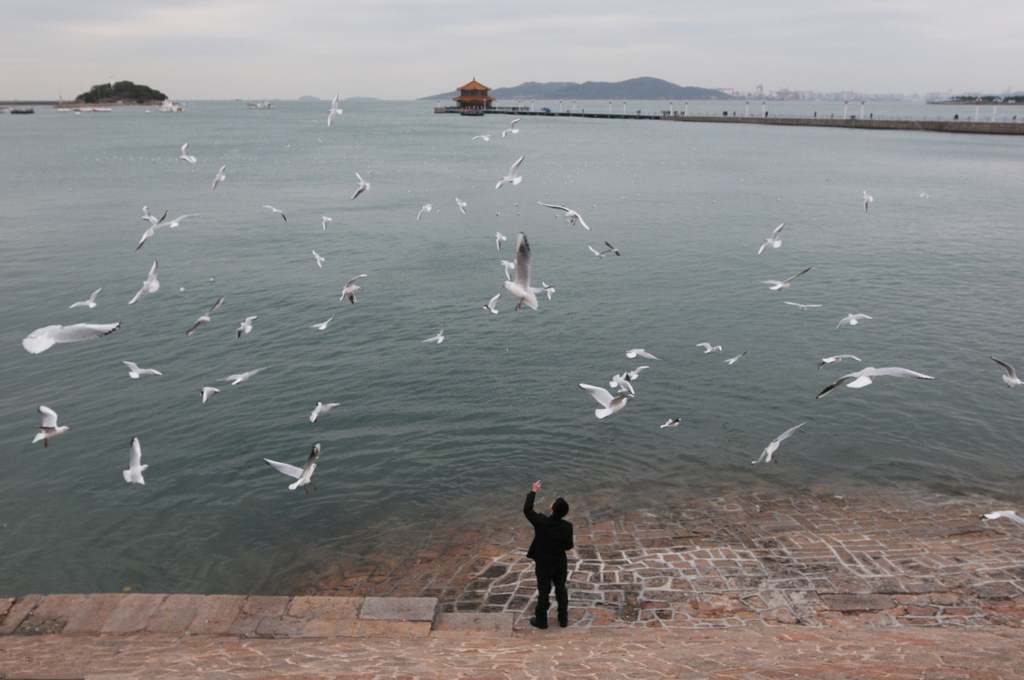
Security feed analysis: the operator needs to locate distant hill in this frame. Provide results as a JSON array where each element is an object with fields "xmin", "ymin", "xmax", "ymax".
[
  {"xmin": 76, "ymin": 81, "xmax": 166, "ymax": 104},
  {"xmin": 421, "ymin": 77, "xmax": 733, "ymax": 102}
]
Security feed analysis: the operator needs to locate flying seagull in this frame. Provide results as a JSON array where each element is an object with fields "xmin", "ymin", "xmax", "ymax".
[
  {"xmin": 588, "ymin": 245, "xmax": 606, "ymax": 258},
  {"xmin": 495, "ymin": 231, "xmax": 507, "ymax": 250},
  {"xmin": 579, "ymin": 384, "xmax": 629, "ymax": 419},
  {"xmin": 482, "ymin": 293, "xmax": 500, "ymax": 314},
  {"xmin": 142, "ymin": 206, "xmax": 167, "ymax": 226},
  {"xmin": 422, "ymin": 328, "xmax": 445, "ymax": 344},
  {"xmin": 122, "ymin": 361, "xmax": 162, "ymax": 379},
  {"xmin": 455, "ymin": 197, "xmax": 467, "ymax": 214},
  {"xmin": 752, "ymin": 422, "xmax": 806, "ymax": 464},
  {"xmin": 311, "ymin": 316, "xmax": 334, "ymax": 330},
  {"xmin": 236, "ymin": 315, "xmax": 257, "ymax": 339},
  {"xmin": 351, "ymin": 172, "xmax": 370, "ymax": 200},
  {"xmin": 501, "ymin": 118, "xmax": 521, "ymax": 137},
  {"xmin": 500, "ymin": 259, "xmax": 516, "ymax": 281},
  {"xmin": 32, "ymin": 405, "xmax": 69, "ymax": 448},
  {"xmin": 538, "ymin": 282, "xmax": 555, "ymax": 300},
  {"xmin": 321, "ymin": 216, "xmax": 332, "ymax": 230},
  {"xmin": 264, "ymin": 443, "xmax": 321, "ymax": 493},
  {"xmin": 200, "ymin": 386, "xmax": 220, "ymax": 403},
  {"xmin": 136, "ymin": 213, "xmax": 198, "ymax": 250},
  {"xmin": 416, "ymin": 204, "xmax": 433, "ymax": 221},
  {"xmin": 661, "ymin": 418, "xmax": 681, "ymax": 429},
  {"xmin": 784, "ymin": 302, "xmax": 821, "ymax": 311},
  {"xmin": 818, "ymin": 355, "xmax": 861, "ymax": 369},
  {"xmin": 185, "ymin": 296, "xmax": 225, "ymax": 336},
  {"xmin": 981, "ymin": 510, "xmax": 1024, "ymax": 527},
  {"xmin": 600, "ymin": 241, "xmax": 621, "ymax": 257},
  {"xmin": 761, "ymin": 266, "xmax": 813, "ymax": 291},
  {"xmin": 626, "ymin": 349, "xmax": 660, "ymax": 360},
  {"xmin": 22, "ymin": 322, "xmax": 119, "ymax": 354},
  {"xmin": 724, "ymin": 351, "xmax": 749, "ymax": 365},
  {"xmin": 220, "ymin": 366, "xmax": 269, "ymax": 386},
  {"xmin": 991, "ymin": 357, "xmax": 1022, "ymax": 387},
  {"xmin": 696, "ymin": 343, "xmax": 722, "ymax": 354},
  {"xmin": 212, "ymin": 165, "xmax": 226, "ymax": 190},
  {"xmin": 863, "ymin": 190, "xmax": 873, "ymax": 212},
  {"xmin": 123, "ymin": 437, "xmax": 148, "ymax": 485},
  {"xmin": 327, "ymin": 94, "xmax": 342, "ymax": 126},
  {"xmin": 262, "ymin": 205, "xmax": 287, "ymax": 222},
  {"xmin": 537, "ymin": 202, "xmax": 590, "ymax": 230},
  {"xmin": 836, "ymin": 313, "xmax": 872, "ymax": 330},
  {"xmin": 128, "ymin": 261, "xmax": 160, "ymax": 304},
  {"xmin": 495, "ymin": 155, "xmax": 524, "ymax": 189},
  {"xmin": 472, "ymin": 134, "xmax": 491, "ymax": 141},
  {"xmin": 340, "ymin": 274, "xmax": 367, "ymax": 303},
  {"xmin": 503, "ymin": 232, "xmax": 538, "ymax": 310},
  {"xmin": 178, "ymin": 143, "xmax": 196, "ymax": 165},
  {"xmin": 758, "ymin": 223, "xmax": 784, "ymax": 254},
  {"xmin": 816, "ymin": 366, "xmax": 934, "ymax": 399},
  {"xmin": 312, "ymin": 250, "xmax": 325, "ymax": 267},
  {"xmin": 70, "ymin": 288, "xmax": 102, "ymax": 309},
  {"xmin": 310, "ymin": 402, "xmax": 340, "ymax": 423}
]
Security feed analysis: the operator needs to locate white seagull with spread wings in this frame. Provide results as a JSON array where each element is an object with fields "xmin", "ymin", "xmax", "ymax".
[
  {"xmin": 817, "ymin": 367, "xmax": 934, "ymax": 398},
  {"xmin": 495, "ymin": 156, "xmax": 524, "ymax": 189},
  {"xmin": 752, "ymin": 423, "xmax": 806, "ymax": 464},
  {"xmin": 264, "ymin": 443, "xmax": 321, "ymax": 493}
]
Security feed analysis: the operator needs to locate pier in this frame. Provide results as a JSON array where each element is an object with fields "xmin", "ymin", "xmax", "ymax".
[{"xmin": 435, "ymin": 106, "xmax": 1024, "ymax": 135}]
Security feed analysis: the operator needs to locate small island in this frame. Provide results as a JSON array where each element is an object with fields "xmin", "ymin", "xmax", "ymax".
[{"xmin": 74, "ymin": 81, "xmax": 167, "ymax": 105}]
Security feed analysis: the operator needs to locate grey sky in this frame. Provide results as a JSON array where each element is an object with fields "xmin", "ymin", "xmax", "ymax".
[{"xmin": 2, "ymin": 1, "xmax": 1022, "ymax": 100}]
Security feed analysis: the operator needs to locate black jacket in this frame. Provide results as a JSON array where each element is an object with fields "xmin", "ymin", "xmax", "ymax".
[{"xmin": 524, "ymin": 491, "xmax": 574, "ymax": 564}]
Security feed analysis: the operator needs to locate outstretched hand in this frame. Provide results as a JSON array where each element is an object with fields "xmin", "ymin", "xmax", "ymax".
[{"xmin": 532, "ymin": 480, "xmax": 541, "ymax": 493}]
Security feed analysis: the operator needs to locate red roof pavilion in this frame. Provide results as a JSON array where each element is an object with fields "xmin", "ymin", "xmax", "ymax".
[{"xmin": 453, "ymin": 78, "xmax": 495, "ymax": 109}]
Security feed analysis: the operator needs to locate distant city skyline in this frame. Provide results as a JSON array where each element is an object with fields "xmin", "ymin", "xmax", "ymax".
[{"xmin": 1, "ymin": 1, "xmax": 1022, "ymax": 101}]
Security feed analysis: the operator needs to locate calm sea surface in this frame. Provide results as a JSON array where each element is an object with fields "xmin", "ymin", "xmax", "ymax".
[{"xmin": 2, "ymin": 99, "xmax": 1023, "ymax": 596}]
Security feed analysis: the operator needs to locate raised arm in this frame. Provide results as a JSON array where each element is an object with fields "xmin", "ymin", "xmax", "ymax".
[{"xmin": 524, "ymin": 480, "xmax": 542, "ymax": 527}]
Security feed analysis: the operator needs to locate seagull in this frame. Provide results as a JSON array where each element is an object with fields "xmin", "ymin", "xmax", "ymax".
[
  {"xmin": 503, "ymin": 232, "xmax": 538, "ymax": 310},
  {"xmin": 32, "ymin": 405, "xmax": 69, "ymax": 448},
  {"xmin": 625, "ymin": 365, "xmax": 650, "ymax": 382},
  {"xmin": 919, "ymin": 192, "xmax": 930, "ymax": 199},
  {"xmin": 991, "ymin": 357, "xmax": 1022, "ymax": 387},
  {"xmin": 340, "ymin": 274, "xmax": 367, "ymax": 303},
  {"xmin": 761, "ymin": 266, "xmax": 813, "ymax": 291},
  {"xmin": 579, "ymin": 384, "xmax": 629, "ymax": 419},
  {"xmin": 863, "ymin": 190, "xmax": 873, "ymax": 212},
  {"xmin": 416, "ymin": 204, "xmax": 433, "ymax": 221},
  {"xmin": 128, "ymin": 261, "xmax": 160, "ymax": 304},
  {"xmin": 538, "ymin": 282, "xmax": 555, "ymax": 300},
  {"xmin": 500, "ymin": 259, "xmax": 516, "ymax": 281},
  {"xmin": 472, "ymin": 134, "xmax": 491, "ymax": 141},
  {"xmin": 351, "ymin": 172, "xmax": 370, "ymax": 200},
  {"xmin": 200, "ymin": 386, "xmax": 220, "ymax": 403},
  {"xmin": 758, "ymin": 223, "xmax": 784, "ymax": 254},
  {"xmin": 785, "ymin": 302, "xmax": 822, "ymax": 311},
  {"xmin": 661, "ymin": 418, "xmax": 681, "ymax": 429},
  {"xmin": 123, "ymin": 437, "xmax": 148, "ymax": 484},
  {"xmin": 212, "ymin": 165, "xmax": 226, "ymax": 190},
  {"xmin": 178, "ymin": 143, "xmax": 196, "ymax": 165},
  {"xmin": 495, "ymin": 155, "xmax": 524, "ymax": 189},
  {"xmin": 235, "ymin": 315, "xmax": 257, "ymax": 339},
  {"xmin": 321, "ymin": 216, "xmax": 332, "ymax": 230},
  {"xmin": 600, "ymin": 242, "xmax": 621, "ymax": 256},
  {"xmin": 501, "ymin": 118, "xmax": 520, "ymax": 138},
  {"xmin": 588, "ymin": 245, "xmax": 606, "ymax": 258},
  {"xmin": 816, "ymin": 366, "xmax": 934, "ymax": 398},
  {"xmin": 327, "ymin": 94, "xmax": 342, "ymax": 126},
  {"xmin": 262, "ymin": 205, "xmax": 287, "ymax": 222},
  {"xmin": 537, "ymin": 202, "xmax": 590, "ymax": 230},
  {"xmin": 312, "ymin": 250, "xmax": 325, "ymax": 267},
  {"xmin": 455, "ymin": 197, "xmax": 467, "ymax": 214},
  {"xmin": 22, "ymin": 322, "xmax": 120, "ymax": 354},
  {"xmin": 220, "ymin": 367, "xmax": 269, "ymax": 386},
  {"xmin": 696, "ymin": 343, "xmax": 722, "ymax": 354},
  {"xmin": 185, "ymin": 296, "xmax": 225, "ymax": 335},
  {"xmin": 264, "ymin": 443, "xmax": 321, "ymax": 493},
  {"xmin": 626, "ymin": 349, "xmax": 660, "ymax": 360},
  {"xmin": 142, "ymin": 206, "xmax": 167, "ymax": 226},
  {"xmin": 752, "ymin": 422, "xmax": 806, "ymax": 464},
  {"xmin": 724, "ymin": 351, "xmax": 749, "ymax": 365},
  {"xmin": 836, "ymin": 313, "xmax": 872, "ymax": 330},
  {"xmin": 136, "ymin": 213, "xmax": 198, "ymax": 250},
  {"xmin": 422, "ymin": 328, "xmax": 444, "ymax": 344},
  {"xmin": 311, "ymin": 316, "xmax": 334, "ymax": 330},
  {"xmin": 310, "ymin": 402, "xmax": 340, "ymax": 423},
  {"xmin": 482, "ymin": 293, "xmax": 500, "ymax": 314},
  {"xmin": 122, "ymin": 361, "xmax": 162, "ymax": 379},
  {"xmin": 70, "ymin": 288, "xmax": 102, "ymax": 309},
  {"xmin": 495, "ymin": 232, "xmax": 507, "ymax": 250},
  {"xmin": 818, "ymin": 355, "xmax": 861, "ymax": 369},
  {"xmin": 981, "ymin": 510, "xmax": 1024, "ymax": 527},
  {"xmin": 609, "ymin": 373, "xmax": 636, "ymax": 396}
]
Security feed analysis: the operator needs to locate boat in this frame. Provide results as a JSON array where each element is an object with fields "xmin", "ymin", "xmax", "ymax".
[
  {"xmin": 11, "ymin": 108, "xmax": 34, "ymax": 114},
  {"xmin": 158, "ymin": 99, "xmax": 183, "ymax": 112},
  {"xmin": 247, "ymin": 101, "xmax": 274, "ymax": 109}
]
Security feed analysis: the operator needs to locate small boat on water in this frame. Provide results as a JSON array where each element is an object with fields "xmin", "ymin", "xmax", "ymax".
[
  {"xmin": 11, "ymin": 108, "xmax": 34, "ymax": 114},
  {"xmin": 248, "ymin": 101, "xmax": 274, "ymax": 109}
]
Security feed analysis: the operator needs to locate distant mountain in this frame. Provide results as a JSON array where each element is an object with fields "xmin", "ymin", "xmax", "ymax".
[
  {"xmin": 76, "ymin": 81, "xmax": 166, "ymax": 104},
  {"xmin": 420, "ymin": 77, "xmax": 733, "ymax": 102}
]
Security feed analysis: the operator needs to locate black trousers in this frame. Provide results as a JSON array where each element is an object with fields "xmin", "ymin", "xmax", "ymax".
[{"xmin": 534, "ymin": 560, "xmax": 568, "ymax": 623}]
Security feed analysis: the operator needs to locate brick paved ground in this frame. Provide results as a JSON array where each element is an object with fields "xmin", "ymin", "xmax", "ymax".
[
  {"xmin": 303, "ymin": 485, "xmax": 1024, "ymax": 629},
  {"xmin": 2, "ymin": 627, "xmax": 1023, "ymax": 679}
]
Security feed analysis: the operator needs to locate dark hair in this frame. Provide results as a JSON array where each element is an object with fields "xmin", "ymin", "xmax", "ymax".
[{"xmin": 551, "ymin": 497, "xmax": 569, "ymax": 519}]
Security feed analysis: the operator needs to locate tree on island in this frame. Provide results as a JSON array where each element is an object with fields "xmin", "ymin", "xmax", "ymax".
[{"xmin": 76, "ymin": 81, "xmax": 167, "ymax": 104}]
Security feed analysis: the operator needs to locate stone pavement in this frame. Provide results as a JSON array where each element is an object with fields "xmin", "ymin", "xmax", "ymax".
[
  {"xmin": 303, "ymin": 486, "xmax": 1024, "ymax": 629},
  {"xmin": 2, "ymin": 627, "xmax": 1023, "ymax": 679}
]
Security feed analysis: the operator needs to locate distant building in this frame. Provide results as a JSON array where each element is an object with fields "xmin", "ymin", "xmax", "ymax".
[{"xmin": 453, "ymin": 79, "xmax": 494, "ymax": 111}]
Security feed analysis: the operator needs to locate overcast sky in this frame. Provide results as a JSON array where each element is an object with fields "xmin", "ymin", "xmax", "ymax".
[{"xmin": 2, "ymin": 0, "xmax": 1022, "ymax": 100}]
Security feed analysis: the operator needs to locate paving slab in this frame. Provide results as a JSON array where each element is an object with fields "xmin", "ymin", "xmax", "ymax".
[
  {"xmin": 61, "ymin": 593, "xmax": 125, "ymax": 635},
  {"xmin": 0, "ymin": 595, "xmax": 42, "ymax": 635},
  {"xmin": 145, "ymin": 593, "xmax": 203, "ymax": 633},
  {"xmin": 186, "ymin": 595, "xmax": 245, "ymax": 635},
  {"xmin": 287, "ymin": 595, "xmax": 361, "ymax": 620},
  {"xmin": 15, "ymin": 594, "xmax": 86, "ymax": 635},
  {"xmin": 434, "ymin": 612, "xmax": 514, "ymax": 636},
  {"xmin": 360, "ymin": 596, "xmax": 437, "ymax": 622},
  {"xmin": 101, "ymin": 594, "xmax": 165, "ymax": 634}
]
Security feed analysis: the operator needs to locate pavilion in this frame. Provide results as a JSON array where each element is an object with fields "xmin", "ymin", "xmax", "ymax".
[{"xmin": 453, "ymin": 79, "xmax": 495, "ymax": 111}]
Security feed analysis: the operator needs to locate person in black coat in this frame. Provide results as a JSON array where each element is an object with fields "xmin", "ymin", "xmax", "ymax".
[{"xmin": 523, "ymin": 479, "xmax": 573, "ymax": 628}]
